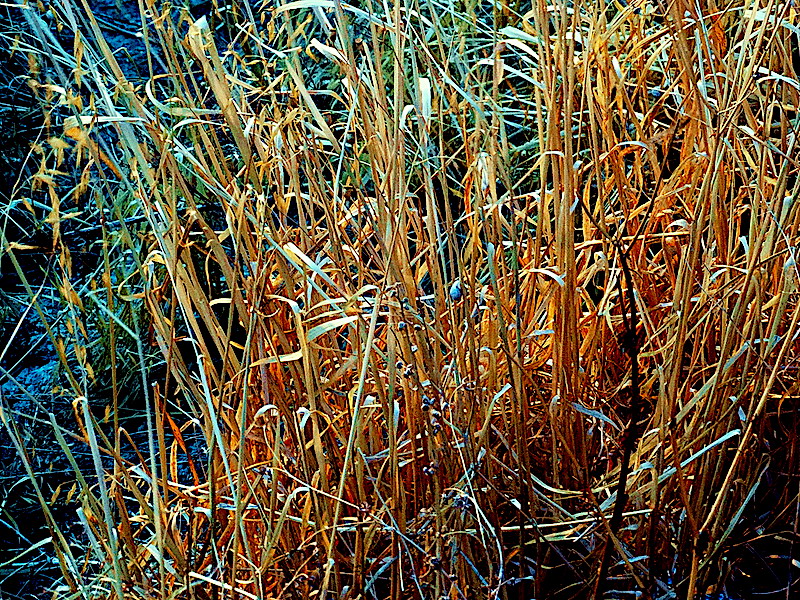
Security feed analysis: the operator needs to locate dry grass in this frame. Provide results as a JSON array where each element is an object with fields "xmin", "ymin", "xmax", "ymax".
[{"xmin": 2, "ymin": 0, "xmax": 800, "ymax": 597}]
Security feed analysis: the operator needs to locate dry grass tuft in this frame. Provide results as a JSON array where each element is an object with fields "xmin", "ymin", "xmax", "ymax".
[{"xmin": 2, "ymin": 0, "xmax": 800, "ymax": 597}]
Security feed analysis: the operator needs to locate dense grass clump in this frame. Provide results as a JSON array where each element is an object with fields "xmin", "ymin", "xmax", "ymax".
[{"xmin": 2, "ymin": 0, "xmax": 800, "ymax": 597}]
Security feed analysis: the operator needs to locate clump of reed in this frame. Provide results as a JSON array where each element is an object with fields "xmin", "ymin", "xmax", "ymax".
[{"xmin": 3, "ymin": 0, "xmax": 800, "ymax": 597}]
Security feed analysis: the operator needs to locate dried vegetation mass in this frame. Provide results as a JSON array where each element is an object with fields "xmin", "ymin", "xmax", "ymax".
[{"xmin": 2, "ymin": 0, "xmax": 800, "ymax": 598}]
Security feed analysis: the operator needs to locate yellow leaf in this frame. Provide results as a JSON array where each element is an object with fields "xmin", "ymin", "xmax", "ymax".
[
  {"xmin": 250, "ymin": 350, "xmax": 304, "ymax": 366},
  {"xmin": 6, "ymin": 242, "xmax": 39, "ymax": 251},
  {"xmin": 48, "ymin": 136, "xmax": 70, "ymax": 150}
]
